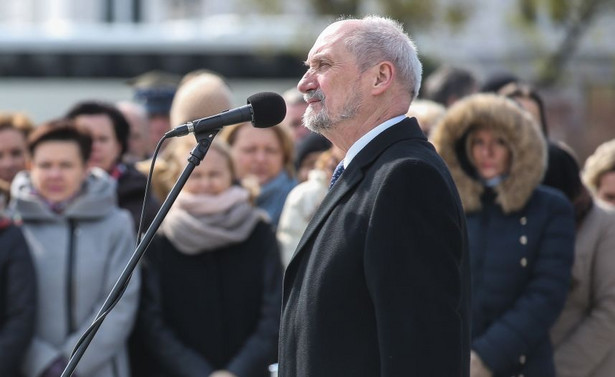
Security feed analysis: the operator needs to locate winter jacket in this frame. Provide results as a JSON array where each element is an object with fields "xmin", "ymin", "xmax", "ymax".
[
  {"xmin": 551, "ymin": 200, "xmax": 615, "ymax": 377},
  {"xmin": 431, "ymin": 94, "xmax": 575, "ymax": 377},
  {"xmin": 10, "ymin": 168, "xmax": 140, "ymax": 377},
  {"xmin": 0, "ymin": 219, "xmax": 36, "ymax": 377}
]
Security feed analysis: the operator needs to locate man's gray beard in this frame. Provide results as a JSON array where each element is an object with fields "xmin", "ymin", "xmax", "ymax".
[
  {"xmin": 303, "ymin": 91, "xmax": 362, "ymax": 134},
  {"xmin": 303, "ymin": 106, "xmax": 332, "ymax": 134}
]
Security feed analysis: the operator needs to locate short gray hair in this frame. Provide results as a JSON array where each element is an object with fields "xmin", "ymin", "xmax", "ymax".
[{"xmin": 343, "ymin": 15, "xmax": 423, "ymax": 99}]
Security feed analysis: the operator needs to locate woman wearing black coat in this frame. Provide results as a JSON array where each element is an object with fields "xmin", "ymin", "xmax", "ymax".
[
  {"xmin": 0, "ymin": 216, "xmax": 36, "ymax": 376},
  {"xmin": 431, "ymin": 94, "xmax": 575, "ymax": 377},
  {"xmin": 132, "ymin": 140, "xmax": 282, "ymax": 377}
]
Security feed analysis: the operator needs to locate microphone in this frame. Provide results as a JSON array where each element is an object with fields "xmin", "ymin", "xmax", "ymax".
[{"xmin": 165, "ymin": 92, "xmax": 287, "ymax": 138}]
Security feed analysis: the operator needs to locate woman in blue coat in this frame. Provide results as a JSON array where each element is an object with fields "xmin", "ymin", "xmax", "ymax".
[{"xmin": 431, "ymin": 94, "xmax": 575, "ymax": 377}]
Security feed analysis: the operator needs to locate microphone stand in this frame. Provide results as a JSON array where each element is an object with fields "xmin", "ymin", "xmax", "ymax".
[{"xmin": 61, "ymin": 130, "xmax": 219, "ymax": 377}]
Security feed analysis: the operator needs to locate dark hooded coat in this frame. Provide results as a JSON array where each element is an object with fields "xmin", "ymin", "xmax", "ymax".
[{"xmin": 431, "ymin": 94, "xmax": 575, "ymax": 377}]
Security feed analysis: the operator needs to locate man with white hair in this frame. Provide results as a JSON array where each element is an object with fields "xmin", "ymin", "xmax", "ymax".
[{"xmin": 279, "ymin": 16, "xmax": 470, "ymax": 377}]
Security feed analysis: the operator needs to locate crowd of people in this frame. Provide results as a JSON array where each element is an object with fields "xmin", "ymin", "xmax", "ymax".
[{"xmin": 1, "ymin": 14, "xmax": 615, "ymax": 377}]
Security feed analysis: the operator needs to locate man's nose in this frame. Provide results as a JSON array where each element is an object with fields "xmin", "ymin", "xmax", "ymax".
[{"xmin": 298, "ymin": 71, "xmax": 316, "ymax": 94}]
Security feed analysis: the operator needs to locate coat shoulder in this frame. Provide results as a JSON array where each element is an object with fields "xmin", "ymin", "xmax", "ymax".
[{"xmin": 530, "ymin": 185, "xmax": 574, "ymax": 216}]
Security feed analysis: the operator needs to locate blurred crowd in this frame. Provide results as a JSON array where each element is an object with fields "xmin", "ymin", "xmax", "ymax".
[{"xmin": 1, "ymin": 59, "xmax": 615, "ymax": 377}]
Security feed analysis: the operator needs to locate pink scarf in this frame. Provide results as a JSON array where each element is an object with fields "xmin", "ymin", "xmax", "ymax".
[{"xmin": 160, "ymin": 186, "xmax": 266, "ymax": 254}]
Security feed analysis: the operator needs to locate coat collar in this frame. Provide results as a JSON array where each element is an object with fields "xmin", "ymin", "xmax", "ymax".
[{"xmin": 285, "ymin": 117, "xmax": 425, "ymax": 276}]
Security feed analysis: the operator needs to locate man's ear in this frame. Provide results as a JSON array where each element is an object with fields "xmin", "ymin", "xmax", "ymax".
[{"xmin": 371, "ymin": 61, "xmax": 395, "ymax": 95}]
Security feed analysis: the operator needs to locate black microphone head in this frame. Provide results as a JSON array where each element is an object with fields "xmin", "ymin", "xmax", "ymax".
[{"xmin": 247, "ymin": 92, "xmax": 287, "ymax": 128}]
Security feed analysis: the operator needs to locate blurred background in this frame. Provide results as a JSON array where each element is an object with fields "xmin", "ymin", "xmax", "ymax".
[{"xmin": 1, "ymin": 0, "xmax": 613, "ymax": 163}]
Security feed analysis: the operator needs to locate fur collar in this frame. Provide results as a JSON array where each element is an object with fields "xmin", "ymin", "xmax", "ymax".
[{"xmin": 430, "ymin": 94, "xmax": 547, "ymax": 214}]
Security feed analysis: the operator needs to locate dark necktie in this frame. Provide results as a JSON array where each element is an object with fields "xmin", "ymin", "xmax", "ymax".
[{"xmin": 329, "ymin": 162, "xmax": 345, "ymax": 189}]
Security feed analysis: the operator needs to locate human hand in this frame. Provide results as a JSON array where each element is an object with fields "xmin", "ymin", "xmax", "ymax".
[
  {"xmin": 209, "ymin": 370, "xmax": 238, "ymax": 377},
  {"xmin": 470, "ymin": 351, "xmax": 493, "ymax": 377}
]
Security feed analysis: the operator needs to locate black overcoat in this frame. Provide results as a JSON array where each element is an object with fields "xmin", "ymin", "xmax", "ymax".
[{"xmin": 279, "ymin": 118, "xmax": 471, "ymax": 377}]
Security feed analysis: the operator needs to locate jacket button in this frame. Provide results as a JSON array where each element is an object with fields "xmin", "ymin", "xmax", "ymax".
[
  {"xmin": 519, "ymin": 354, "xmax": 526, "ymax": 364},
  {"xmin": 520, "ymin": 235, "xmax": 527, "ymax": 245},
  {"xmin": 520, "ymin": 258, "xmax": 528, "ymax": 267},
  {"xmin": 520, "ymin": 216, "xmax": 527, "ymax": 225}
]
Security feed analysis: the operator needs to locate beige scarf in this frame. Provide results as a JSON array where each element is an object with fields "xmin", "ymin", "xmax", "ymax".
[{"xmin": 160, "ymin": 186, "xmax": 266, "ymax": 254}]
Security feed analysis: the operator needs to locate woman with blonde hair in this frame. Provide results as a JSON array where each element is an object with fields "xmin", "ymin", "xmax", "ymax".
[
  {"xmin": 219, "ymin": 123, "xmax": 296, "ymax": 227},
  {"xmin": 133, "ymin": 139, "xmax": 282, "ymax": 377}
]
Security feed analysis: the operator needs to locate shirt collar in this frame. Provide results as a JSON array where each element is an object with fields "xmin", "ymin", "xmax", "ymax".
[{"xmin": 343, "ymin": 115, "xmax": 406, "ymax": 169}]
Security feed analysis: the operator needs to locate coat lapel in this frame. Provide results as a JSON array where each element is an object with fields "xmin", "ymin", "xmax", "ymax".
[
  {"xmin": 292, "ymin": 162, "xmax": 362, "ymax": 258},
  {"xmin": 285, "ymin": 117, "xmax": 425, "ymax": 278}
]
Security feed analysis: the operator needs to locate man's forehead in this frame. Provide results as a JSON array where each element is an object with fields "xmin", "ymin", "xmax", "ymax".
[{"xmin": 307, "ymin": 20, "xmax": 358, "ymax": 61}]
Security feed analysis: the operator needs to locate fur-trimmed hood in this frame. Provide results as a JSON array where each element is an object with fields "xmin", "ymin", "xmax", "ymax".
[
  {"xmin": 430, "ymin": 93, "xmax": 547, "ymax": 214},
  {"xmin": 582, "ymin": 138, "xmax": 615, "ymax": 195}
]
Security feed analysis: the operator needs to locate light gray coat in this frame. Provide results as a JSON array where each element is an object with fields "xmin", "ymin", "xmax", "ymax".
[{"xmin": 10, "ymin": 168, "xmax": 140, "ymax": 377}]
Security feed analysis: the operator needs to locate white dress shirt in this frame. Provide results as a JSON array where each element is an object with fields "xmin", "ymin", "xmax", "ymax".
[{"xmin": 343, "ymin": 115, "xmax": 407, "ymax": 169}]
